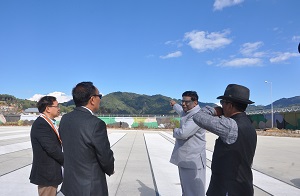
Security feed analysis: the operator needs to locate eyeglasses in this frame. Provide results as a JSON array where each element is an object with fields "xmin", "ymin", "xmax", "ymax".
[
  {"xmin": 220, "ymin": 100, "xmax": 232, "ymax": 105},
  {"xmin": 91, "ymin": 94, "xmax": 102, "ymax": 99},
  {"xmin": 48, "ymin": 105, "xmax": 60, "ymax": 108},
  {"xmin": 181, "ymin": 100, "xmax": 193, "ymax": 104}
]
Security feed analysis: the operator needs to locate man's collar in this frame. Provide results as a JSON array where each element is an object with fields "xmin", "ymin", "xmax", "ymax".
[
  {"xmin": 186, "ymin": 104, "xmax": 200, "ymax": 113},
  {"xmin": 81, "ymin": 106, "xmax": 94, "ymax": 115},
  {"xmin": 41, "ymin": 113, "xmax": 55, "ymax": 121}
]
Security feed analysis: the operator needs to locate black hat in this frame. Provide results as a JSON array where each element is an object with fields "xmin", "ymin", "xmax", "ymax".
[{"xmin": 217, "ymin": 84, "xmax": 254, "ymax": 104}]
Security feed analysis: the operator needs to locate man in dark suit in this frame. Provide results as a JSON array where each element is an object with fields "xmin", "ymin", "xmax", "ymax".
[
  {"xmin": 30, "ymin": 96, "xmax": 64, "ymax": 196},
  {"xmin": 59, "ymin": 81, "xmax": 115, "ymax": 196}
]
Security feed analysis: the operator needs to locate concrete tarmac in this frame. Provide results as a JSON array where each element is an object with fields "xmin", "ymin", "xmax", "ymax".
[{"xmin": 0, "ymin": 126, "xmax": 299, "ymax": 196}]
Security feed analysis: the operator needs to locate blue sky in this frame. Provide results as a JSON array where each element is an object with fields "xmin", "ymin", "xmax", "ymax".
[{"xmin": 1, "ymin": 0, "xmax": 299, "ymax": 105}]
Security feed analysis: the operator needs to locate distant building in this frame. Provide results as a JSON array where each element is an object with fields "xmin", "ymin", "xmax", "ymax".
[
  {"xmin": 3, "ymin": 114, "xmax": 20, "ymax": 122},
  {"xmin": 20, "ymin": 108, "xmax": 39, "ymax": 121},
  {"xmin": 24, "ymin": 108, "xmax": 39, "ymax": 114}
]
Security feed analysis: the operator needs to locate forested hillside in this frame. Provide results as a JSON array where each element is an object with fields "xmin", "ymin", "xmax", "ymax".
[{"xmin": 1, "ymin": 93, "xmax": 300, "ymax": 115}]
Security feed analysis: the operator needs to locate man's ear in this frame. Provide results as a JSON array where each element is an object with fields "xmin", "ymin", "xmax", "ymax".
[
  {"xmin": 89, "ymin": 96, "xmax": 97, "ymax": 106},
  {"xmin": 229, "ymin": 102, "xmax": 235, "ymax": 111},
  {"xmin": 89, "ymin": 96, "xmax": 94, "ymax": 105},
  {"xmin": 44, "ymin": 106, "xmax": 50, "ymax": 113}
]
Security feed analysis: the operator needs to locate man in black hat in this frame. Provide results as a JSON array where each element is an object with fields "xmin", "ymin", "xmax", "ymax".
[{"xmin": 193, "ymin": 84, "xmax": 257, "ymax": 196}]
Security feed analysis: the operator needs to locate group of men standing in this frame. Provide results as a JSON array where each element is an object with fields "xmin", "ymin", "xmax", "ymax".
[
  {"xmin": 29, "ymin": 82, "xmax": 114, "ymax": 196},
  {"xmin": 170, "ymin": 84, "xmax": 257, "ymax": 196},
  {"xmin": 29, "ymin": 82, "xmax": 257, "ymax": 196}
]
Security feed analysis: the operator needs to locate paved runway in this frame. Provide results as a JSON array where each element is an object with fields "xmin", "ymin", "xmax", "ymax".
[{"xmin": 0, "ymin": 126, "xmax": 300, "ymax": 195}]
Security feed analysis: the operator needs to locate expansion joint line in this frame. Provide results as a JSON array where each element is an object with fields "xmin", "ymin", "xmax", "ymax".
[
  {"xmin": 0, "ymin": 163, "xmax": 32, "ymax": 177},
  {"xmin": 114, "ymin": 131, "xmax": 138, "ymax": 196},
  {"xmin": 143, "ymin": 133, "xmax": 160, "ymax": 196}
]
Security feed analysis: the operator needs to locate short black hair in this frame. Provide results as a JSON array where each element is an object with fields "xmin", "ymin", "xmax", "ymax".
[
  {"xmin": 72, "ymin": 82, "xmax": 97, "ymax": 107},
  {"xmin": 182, "ymin": 91, "xmax": 198, "ymax": 102},
  {"xmin": 37, "ymin": 96, "xmax": 57, "ymax": 113}
]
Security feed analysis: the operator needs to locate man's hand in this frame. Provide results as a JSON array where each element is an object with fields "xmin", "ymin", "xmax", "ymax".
[
  {"xmin": 214, "ymin": 106, "xmax": 223, "ymax": 116},
  {"xmin": 170, "ymin": 100, "xmax": 176, "ymax": 107}
]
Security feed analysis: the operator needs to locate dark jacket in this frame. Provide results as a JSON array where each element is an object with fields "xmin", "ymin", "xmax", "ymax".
[
  {"xmin": 30, "ymin": 116, "xmax": 64, "ymax": 186},
  {"xmin": 207, "ymin": 112, "xmax": 257, "ymax": 196},
  {"xmin": 59, "ymin": 107, "xmax": 114, "ymax": 196}
]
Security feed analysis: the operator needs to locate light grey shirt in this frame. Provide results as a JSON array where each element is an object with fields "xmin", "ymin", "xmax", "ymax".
[{"xmin": 193, "ymin": 106, "xmax": 238, "ymax": 144}]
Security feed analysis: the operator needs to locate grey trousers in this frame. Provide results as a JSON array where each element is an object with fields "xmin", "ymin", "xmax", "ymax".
[{"xmin": 178, "ymin": 167, "xmax": 206, "ymax": 196}]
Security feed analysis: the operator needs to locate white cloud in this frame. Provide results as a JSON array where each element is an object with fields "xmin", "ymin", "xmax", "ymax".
[
  {"xmin": 252, "ymin": 52, "xmax": 266, "ymax": 58},
  {"xmin": 28, "ymin": 92, "xmax": 72, "ymax": 103},
  {"xmin": 240, "ymin": 42, "xmax": 264, "ymax": 57},
  {"xmin": 184, "ymin": 29, "xmax": 232, "ymax": 52},
  {"xmin": 220, "ymin": 58, "xmax": 262, "ymax": 67},
  {"xmin": 28, "ymin": 94, "xmax": 45, "ymax": 102},
  {"xmin": 165, "ymin": 40, "xmax": 183, "ymax": 48},
  {"xmin": 160, "ymin": 51, "xmax": 182, "ymax": 59},
  {"xmin": 292, "ymin": 36, "xmax": 300, "ymax": 42},
  {"xmin": 213, "ymin": 0, "xmax": 244, "ymax": 11},
  {"xmin": 206, "ymin": 60, "xmax": 214, "ymax": 65},
  {"xmin": 269, "ymin": 52, "xmax": 299, "ymax": 63}
]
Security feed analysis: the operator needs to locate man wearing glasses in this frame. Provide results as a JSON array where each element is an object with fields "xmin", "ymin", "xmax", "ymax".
[
  {"xmin": 170, "ymin": 91, "xmax": 206, "ymax": 196},
  {"xmin": 193, "ymin": 84, "xmax": 257, "ymax": 196},
  {"xmin": 58, "ymin": 82, "xmax": 114, "ymax": 196},
  {"xmin": 30, "ymin": 96, "xmax": 64, "ymax": 196}
]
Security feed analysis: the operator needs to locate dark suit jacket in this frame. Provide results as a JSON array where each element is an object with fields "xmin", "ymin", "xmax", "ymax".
[
  {"xmin": 30, "ymin": 116, "xmax": 64, "ymax": 186},
  {"xmin": 59, "ymin": 107, "xmax": 114, "ymax": 196}
]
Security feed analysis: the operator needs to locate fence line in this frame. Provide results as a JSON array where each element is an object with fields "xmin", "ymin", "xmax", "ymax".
[
  {"xmin": 246, "ymin": 106, "xmax": 300, "ymax": 115},
  {"xmin": 96, "ymin": 106, "xmax": 300, "ymax": 117}
]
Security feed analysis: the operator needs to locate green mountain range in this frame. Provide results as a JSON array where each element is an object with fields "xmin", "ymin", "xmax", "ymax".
[
  {"xmin": 1, "ymin": 93, "xmax": 300, "ymax": 115},
  {"xmin": 63, "ymin": 92, "xmax": 217, "ymax": 115}
]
